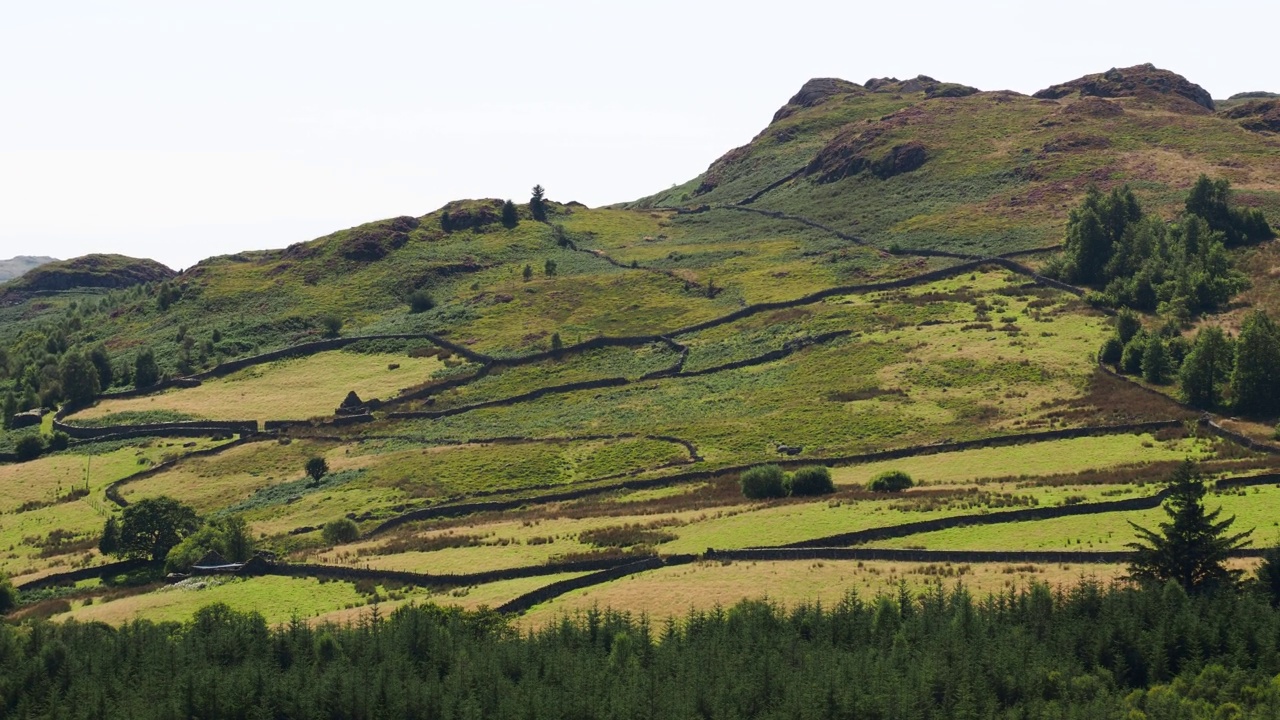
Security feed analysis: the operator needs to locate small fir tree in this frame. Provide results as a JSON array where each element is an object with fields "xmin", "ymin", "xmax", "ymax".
[{"xmin": 1127, "ymin": 460, "xmax": 1252, "ymax": 592}]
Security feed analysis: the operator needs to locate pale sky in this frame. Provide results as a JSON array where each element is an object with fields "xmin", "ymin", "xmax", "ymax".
[{"xmin": 1, "ymin": 1, "xmax": 1276, "ymax": 270}]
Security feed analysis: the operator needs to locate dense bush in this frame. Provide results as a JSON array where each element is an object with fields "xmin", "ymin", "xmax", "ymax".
[
  {"xmin": 739, "ymin": 464, "xmax": 787, "ymax": 499},
  {"xmin": 47, "ymin": 431, "xmax": 69, "ymax": 451},
  {"xmin": 868, "ymin": 470, "xmax": 913, "ymax": 492},
  {"xmin": 408, "ymin": 289, "xmax": 435, "ymax": 314},
  {"xmin": 319, "ymin": 315, "xmax": 343, "ymax": 339},
  {"xmin": 1099, "ymin": 336, "xmax": 1123, "ymax": 365},
  {"xmin": 788, "ymin": 465, "xmax": 835, "ymax": 496},
  {"xmin": 14, "ymin": 434, "xmax": 44, "ymax": 462},
  {"xmin": 0, "ymin": 572, "xmax": 15, "ymax": 614},
  {"xmin": 165, "ymin": 516, "xmax": 256, "ymax": 572},
  {"xmin": 322, "ymin": 518, "xmax": 360, "ymax": 545}
]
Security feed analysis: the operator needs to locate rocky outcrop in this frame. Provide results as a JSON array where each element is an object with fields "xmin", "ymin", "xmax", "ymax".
[
  {"xmin": 806, "ymin": 126, "xmax": 928, "ymax": 184},
  {"xmin": 1220, "ymin": 99, "xmax": 1280, "ymax": 134},
  {"xmin": 864, "ymin": 75, "xmax": 978, "ymax": 98},
  {"xmin": 771, "ymin": 78, "xmax": 863, "ymax": 123},
  {"xmin": 339, "ymin": 216, "xmax": 418, "ymax": 261},
  {"xmin": 1033, "ymin": 63, "xmax": 1214, "ymax": 112}
]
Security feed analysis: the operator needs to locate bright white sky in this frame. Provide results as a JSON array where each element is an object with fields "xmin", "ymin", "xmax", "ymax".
[{"xmin": 1, "ymin": 0, "xmax": 1276, "ymax": 269}]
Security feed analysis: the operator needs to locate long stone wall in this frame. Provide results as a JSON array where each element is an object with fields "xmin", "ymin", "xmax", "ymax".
[{"xmin": 367, "ymin": 421, "xmax": 1183, "ymax": 536}]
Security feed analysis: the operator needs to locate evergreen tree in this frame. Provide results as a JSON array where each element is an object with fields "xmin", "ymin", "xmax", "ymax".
[
  {"xmin": 1230, "ymin": 311, "xmax": 1280, "ymax": 415},
  {"xmin": 544, "ymin": 259, "xmax": 557, "ymax": 276},
  {"xmin": 1178, "ymin": 327, "xmax": 1232, "ymax": 409},
  {"xmin": 530, "ymin": 185, "xmax": 547, "ymax": 222},
  {"xmin": 88, "ymin": 344, "xmax": 113, "ymax": 389},
  {"xmin": 1127, "ymin": 460, "xmax": 1252, "ymax": 592},
  {"xmin": 134, "ymin": 348, "xmax": 160, "ymax": 388},
  {"xmin": 501, "ymin": 200, "xmax": 519, "ymax": 229},
  {"xmin": 522, "ymin": 264, "xmax": 533, "ymax": 282},
  {"xmin": 1061, "ymin": 186, "xmax": 1140, "ymax": 285},
  {"xmin": 1185, "ymin": 174, "xmax": 1273, "ymax": 246},
  {"xmin": 59, "ymin": 350, "xmax": 101, "ymax": 405},
  {"xmin": 1141, "ymin": 338, "xmax": 1169, "ymax": 384},
  {"xmin": 99, "ymin": 516, "xmax": 121, "ymax": 555},
  {"xmin": 1115, "ymin": 310, "xmax": 1142, "ymax": 344},
  {"xmin": 440, "ymin": 211, "xmax": 453, "ymax": 233},
  {"xmin": 1, "ymin": 392, "xmax": 15, "ymax": 430}
]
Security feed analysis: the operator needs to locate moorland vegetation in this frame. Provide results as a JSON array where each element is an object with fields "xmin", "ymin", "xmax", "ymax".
[{"xmin": 2, "ymin": 62, "xmax": 1280, "ymax": 717}]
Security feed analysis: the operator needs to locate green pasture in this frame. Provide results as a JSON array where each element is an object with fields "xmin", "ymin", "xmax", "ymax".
[
  {"xmin": 518, "ymin": 558, "xmax": 1129, "ymax": 628},
  {"xmin": 870, "ymin": 483, "xmax": 1280, "ymax": 551},
  {"xmin": 0, "ymin": 437, "xmax": 229, "ymax": 580},
  {"xmin": 831, "ymin": 433, "xmax": 1219, "ymax": 488},
  {"xmin": 70, "ymin": 350, "xmax": 444, "ymax": 424}
]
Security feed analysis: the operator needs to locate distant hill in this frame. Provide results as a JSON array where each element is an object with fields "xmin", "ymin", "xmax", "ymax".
[
  {"xmin": 0, "ymin": 256, "xmax": 56, "ymax": 283},
  {"xmin": 1, "ymin": 253, "xmax": 175, "ymax": 294}
]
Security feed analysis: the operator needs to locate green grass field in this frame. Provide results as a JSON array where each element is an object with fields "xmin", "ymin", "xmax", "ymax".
[{"xmin": 70, "ymin": 351, "xmax": 444, "ymax": 424}]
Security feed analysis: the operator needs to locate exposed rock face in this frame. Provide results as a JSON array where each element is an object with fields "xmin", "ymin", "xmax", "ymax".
[
  {"xmin": 339, "ymin": 216, "xmax": 419, "ymax": 261},
  {"xmin": 864, "ymin": 75, "xmax": 978, "ymax": 98},
  {"xmin": 1033, "ymin": 63, "xmax": 1214, "ymax": 112},
  {"xmin": 771, "ymin": 78, "xmax": 863, "ymax": 123},
  {"xmin": 1228, "ymin": 91, "xmax": 1280, "ymax": 101},
  {"xmin": 806, "ymin": 126, "xmax": 928, "ymax": 184},
  {"xmin": 440, "ymin": 200, "xmax": 503, "ymax": 232},
  {"xmin": 694, "ymin": 145, "xmax": 752, "ymax": 196},
  {"xmin": 1221, "ymin": 99, "xmax": 1280, "ymax": 133}
]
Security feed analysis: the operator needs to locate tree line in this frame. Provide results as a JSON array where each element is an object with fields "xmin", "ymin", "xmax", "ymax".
[
  {"xmin": 6, "ymin": 572, "xmax": 1280, "ymax": 717},
  {"xmin": 1099, "ymin": 307, "xmax": 1280, "ymax": 416}
]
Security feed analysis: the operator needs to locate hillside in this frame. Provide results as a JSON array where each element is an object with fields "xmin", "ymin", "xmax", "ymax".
[
  {"xmin": 0, "ymin": 256, "xmax": 56, "ymax": 283},
  {"xmin": 1, "ymin": 253, "xmax": 174, "ymax": 294},
  {"xmin": 2, "ymin": 63, "xmax": 1280, "ymax": 636},
  {"xmin": 637, "ymin": 64, "xmax": 1280, "ymax": 258}
]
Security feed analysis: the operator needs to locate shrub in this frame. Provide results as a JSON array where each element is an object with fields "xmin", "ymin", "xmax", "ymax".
[
  {"xmin": 788, "ymin": 466, "xmax": 835, "ymax": 496},
  {"xmin": 305, "ymin": 457, "xmax": 329, "ymax": 482},
  {"xmin": 47, "ymin": 431, "xmax": 69, "ymax": 452},
  {"xmin": 1099, "ymin": 336, "xmax": 1123, "ymax": 366},
  {"xmin": 14, "ymin": 435, "xmax": 44, "ymax": 462},
  {"xmin": 740, "ymin": 465, "xmax": 787, "ymax": 499},
  {"xmin": 409, "ymin": 290, "xmax": 435, "ymax": 314},
  {"xmin": 322, "ymin": 519, "xmax": 360, "ymax": 545},
  {"xmin": 1120, "ymin": 336, "xmax": 1146, "ymax": 375},
  {"xmin": 868, "ymin": 470, "xmax": 913, "ymax": 493},
  {"xmin": 0, "ymin": 573, "xmax": 15, "ymax": 615},
  {"xmin": 319, "ymin": 315, "xmax": 343, "ymax": 339}
]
